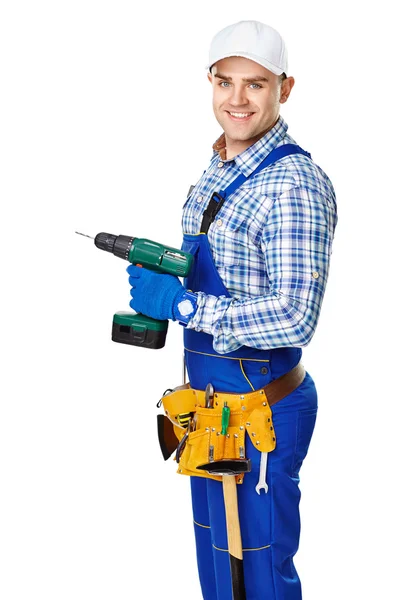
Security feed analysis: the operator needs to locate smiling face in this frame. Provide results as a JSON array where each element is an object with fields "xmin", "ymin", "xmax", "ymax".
[{"xmin": 208, "ymin": 56, "xmax": 293, "ymax": 158}]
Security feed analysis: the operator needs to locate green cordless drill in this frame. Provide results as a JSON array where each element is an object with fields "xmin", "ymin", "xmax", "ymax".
[{"xmin": 76, "ymin": 232, "xmax": 194, "ymax": 349}]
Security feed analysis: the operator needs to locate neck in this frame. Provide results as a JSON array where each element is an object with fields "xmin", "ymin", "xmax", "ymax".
[{"xmin": 224, "ymin": 117, "xmax": 280, "ymax": 160}]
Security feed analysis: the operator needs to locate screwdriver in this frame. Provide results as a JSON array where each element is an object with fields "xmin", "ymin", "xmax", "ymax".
[{"xmin": 221, "ymin": 402, "xmax": 231, "ymax": 435}]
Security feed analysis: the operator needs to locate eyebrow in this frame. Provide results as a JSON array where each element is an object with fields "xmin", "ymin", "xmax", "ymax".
[{"xmin": 214, "ymin": 73, "xmax": 269, "ymax": 83}]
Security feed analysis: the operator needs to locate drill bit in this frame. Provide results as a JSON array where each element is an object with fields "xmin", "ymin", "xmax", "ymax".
[{"xmin": 75, "ymin": 231, "xmax": 94, "ymax": 240}]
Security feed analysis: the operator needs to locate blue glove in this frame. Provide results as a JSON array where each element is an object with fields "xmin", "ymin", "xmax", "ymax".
[{"xmin": 127, "ymin": 265, "xmax": 197, "ymax": 323}]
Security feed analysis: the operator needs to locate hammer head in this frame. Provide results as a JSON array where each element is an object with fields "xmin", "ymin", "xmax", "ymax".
[{"xmin": 197, "ymin": 458, "xmax": 251, "ymax": 476}]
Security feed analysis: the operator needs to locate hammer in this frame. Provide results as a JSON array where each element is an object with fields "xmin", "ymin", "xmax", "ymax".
[{"xmin": 197, "ymin": 458, "xmax": 251, "ymax": 600}]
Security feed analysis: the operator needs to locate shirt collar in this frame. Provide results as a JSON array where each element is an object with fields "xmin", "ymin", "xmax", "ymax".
[{"xmin": 212, "ymin": 116, "xmax": 289, "ymax": 177}]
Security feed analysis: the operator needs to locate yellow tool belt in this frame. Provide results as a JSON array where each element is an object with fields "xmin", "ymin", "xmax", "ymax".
[{"xmin": 161, "ymin": 383, "xmax": 276, "ymax": 483}]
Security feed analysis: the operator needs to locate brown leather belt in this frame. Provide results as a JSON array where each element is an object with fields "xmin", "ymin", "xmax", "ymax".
[{"xmin": 263, "ymin": 362, "xmax": 306, "ymax": 407}]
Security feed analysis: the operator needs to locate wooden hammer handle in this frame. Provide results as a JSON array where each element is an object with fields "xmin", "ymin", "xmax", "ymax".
[
  {"xmin": 223, "ymin": 476, "xmax": 243, "ymax": 559},
  {"xmin": 223, "ymin": 476, "xmax": 246, "ymax": 599}
]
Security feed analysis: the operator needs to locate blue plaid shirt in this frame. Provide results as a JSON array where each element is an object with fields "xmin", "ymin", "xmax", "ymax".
[{"xmin": 182, "ymin": 116, "xmax": 337, "ymax": 354}]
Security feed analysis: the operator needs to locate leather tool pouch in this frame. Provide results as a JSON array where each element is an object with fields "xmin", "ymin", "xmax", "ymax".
[{"xmin": 159, "ymin": 383, "xmax": 276, "ymax": 483}]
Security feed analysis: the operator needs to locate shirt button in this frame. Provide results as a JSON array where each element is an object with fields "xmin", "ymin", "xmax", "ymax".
[
  {"xmin": 312, "ymin": 271, "xmax": 320, "ymax": 279},
  {"xmin": 216, "ymin": 219, "xmax": 223, "ymax": 227},
  {"xmin": 260, "ymin": 367, "xmax": 269, "ymax": 375},
  {"xmin": 197, "ymin": 196, "xmax": 203, "ymax": 203},
  {"xmin": 218, "ymin": 162, "xmax": 224, "ymax": 168}
]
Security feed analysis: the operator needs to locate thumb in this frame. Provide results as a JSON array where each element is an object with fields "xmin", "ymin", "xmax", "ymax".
[{"xmin": 126, "ymin": 264, "xmax": 143, "ymax": 277}]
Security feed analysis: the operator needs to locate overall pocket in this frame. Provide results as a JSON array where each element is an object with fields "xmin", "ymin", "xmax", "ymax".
[{"xmin": 291, "ymin": 407, "xmax": 318, "ymax": 477}]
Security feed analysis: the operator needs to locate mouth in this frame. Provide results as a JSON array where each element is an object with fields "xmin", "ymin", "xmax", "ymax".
[{"xmin": 226, "ymin": 111, "xmax": 255, "ymax": 122}]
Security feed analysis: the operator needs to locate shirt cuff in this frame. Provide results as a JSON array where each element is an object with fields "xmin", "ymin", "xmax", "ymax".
[
  {"xmin": 184, "ymin": 292, "xmax": 244, "ymax": 354},
  {"xmin": 186, "ymin": 291, "xmax": 229, "ymax": 332}
]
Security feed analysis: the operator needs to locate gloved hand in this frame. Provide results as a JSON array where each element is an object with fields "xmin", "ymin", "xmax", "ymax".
[{"xmin": 127, "ymin": 265, "xmax": 197, "ymax": 322}]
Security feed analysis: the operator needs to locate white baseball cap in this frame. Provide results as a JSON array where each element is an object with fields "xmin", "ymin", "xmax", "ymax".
[{"xmin": 207, "ymin": 20, "xmax": 288, "ymax": 76}]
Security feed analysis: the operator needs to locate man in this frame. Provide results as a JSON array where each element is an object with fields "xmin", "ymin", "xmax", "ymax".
[{"xmin": 128, "ymin": 20, "xmax": 337, "ymax": 600}]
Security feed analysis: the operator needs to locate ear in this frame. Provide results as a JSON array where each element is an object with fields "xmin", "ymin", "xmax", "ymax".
[
  {"xmin": 280, "ymin": 76, "xmax": 295, "ymax": 104},
  {"xmin": 207, "ymin": 72, "xmax": 213, "ymax": 84}
]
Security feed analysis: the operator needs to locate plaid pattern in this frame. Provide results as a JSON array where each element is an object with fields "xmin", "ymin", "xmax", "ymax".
[{"xmin": 182, "ymin": 117, "xmax": 337, "ymax": 354}]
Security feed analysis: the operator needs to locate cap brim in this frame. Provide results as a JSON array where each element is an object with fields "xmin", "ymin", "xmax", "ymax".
[{"xmin": 206, "ymin": 52, "xmax": 285, "ymax": 76}]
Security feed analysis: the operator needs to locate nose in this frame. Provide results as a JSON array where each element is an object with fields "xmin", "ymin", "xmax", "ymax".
[{"xmin": 228, "ymin": 84, "xmax": 248, "ymax": 107}]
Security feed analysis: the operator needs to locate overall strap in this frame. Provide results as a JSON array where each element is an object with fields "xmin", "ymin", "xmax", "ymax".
[
  {"xmin": 220, "ymin": 143, "xmax": 311, "ymax": 198},
  {"xmin": 200, "ymin": 143, "xmax": 311, "ymax": 234}
]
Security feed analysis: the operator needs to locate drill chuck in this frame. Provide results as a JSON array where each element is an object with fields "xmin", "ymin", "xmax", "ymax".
[{"xmin": 94, "ymin": 232, "xmax": 134, "ymax": 261}]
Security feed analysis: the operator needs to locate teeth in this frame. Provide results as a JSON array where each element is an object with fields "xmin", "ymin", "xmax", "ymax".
[{"xmin": 229, "ymin": 112, "xmax": 252, "ymax": 118}]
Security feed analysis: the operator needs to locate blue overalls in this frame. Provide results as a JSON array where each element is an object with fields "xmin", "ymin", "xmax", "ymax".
[{"xmin": 181, "ymin": 144, "xmax": 319, "ymax": 600}]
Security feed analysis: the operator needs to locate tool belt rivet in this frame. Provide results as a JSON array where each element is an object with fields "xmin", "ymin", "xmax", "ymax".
[{"xmin": 263, "ymin": 401, "xmax": 267, "ymax": 406}]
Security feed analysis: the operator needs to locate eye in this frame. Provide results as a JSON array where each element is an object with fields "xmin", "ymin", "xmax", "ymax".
[
  {"xmin": 219, "ymin": 81, "xmax": 231, "ymax": 87},
  {"xmin": 249, "ymin": 83, "xmax": 262, "ymax": 89}
]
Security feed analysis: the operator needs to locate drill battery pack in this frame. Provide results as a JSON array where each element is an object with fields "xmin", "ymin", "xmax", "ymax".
[{"xmin": 112, "ymin": 312, "xmax": 168, "ymax": 350}]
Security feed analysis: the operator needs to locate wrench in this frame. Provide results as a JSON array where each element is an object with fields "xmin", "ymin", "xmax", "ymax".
[{"xmin": 255, "ymin": 451, "xmax": 269, "ymax": 494}]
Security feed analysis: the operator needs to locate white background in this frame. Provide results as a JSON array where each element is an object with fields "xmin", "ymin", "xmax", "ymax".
[{"xmin": 1, "ymin": 1, "xmax": 415, "ymax": 598}]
